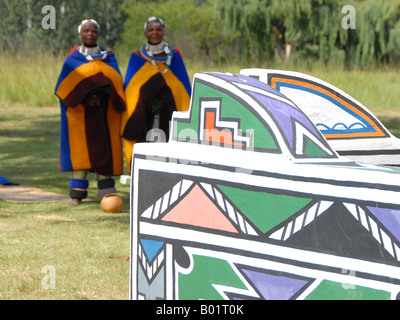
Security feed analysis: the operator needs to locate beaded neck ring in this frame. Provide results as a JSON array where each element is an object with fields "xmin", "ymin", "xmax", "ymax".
[
  {"xmin": 141, "ymin": 42, "xmax": 173, "ymax": 68},
  {"xmin": 79, "ymin": 45, "xmax": 109, "ymax": 61},
  {"xmin": 142, "ymin": 17, "xmax": 172, "ymax": 72}
]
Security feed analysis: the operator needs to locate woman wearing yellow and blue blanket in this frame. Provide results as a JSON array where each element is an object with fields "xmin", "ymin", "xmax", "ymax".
[
  {"xmin": 55, "ymin": 19, "xmax": 126, "ymax": 210},
  {"xmin": 121, "ymin": 17, "xmax": 192, "ymax": 172}
]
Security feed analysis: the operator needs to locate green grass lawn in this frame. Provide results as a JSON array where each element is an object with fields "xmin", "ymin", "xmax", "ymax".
[{"xmin": 0, "ymin": 104, "xmax": 130, "ymax": 300}]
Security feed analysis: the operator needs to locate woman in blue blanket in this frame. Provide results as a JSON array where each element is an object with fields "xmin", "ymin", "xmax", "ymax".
[
  {"xmin": 55, "ymin": 19, "xmax": 126, "ymax": 208},
  {"xmin": 121, "ymin": 17, "xmax": 192, "ymax": 172}
]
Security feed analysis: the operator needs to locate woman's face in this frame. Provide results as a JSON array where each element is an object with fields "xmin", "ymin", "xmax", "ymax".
[
  {"xmin": 145, "ymin": 25, "xmax": 164, "ymax": 45},
  {"xmin": 79, "ymin": 22, "xmax": 98, "ymax": 47}
]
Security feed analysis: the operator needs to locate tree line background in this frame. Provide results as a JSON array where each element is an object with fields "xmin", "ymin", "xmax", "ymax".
[{"xmin": 1, "ymin": 0, "xmax": 400, "ymax": 69}]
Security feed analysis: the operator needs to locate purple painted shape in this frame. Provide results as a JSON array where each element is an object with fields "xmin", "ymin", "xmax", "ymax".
[
  {"xmin": 215, "ymin": 73, "xmax": 281, "ymax": 95},
  {"xmin": 241, "ymin": 268, "xmax": 310, "ymax": 300},
  {"xmin": 367, "ymin": 206, "xmax": 400, "ymax": 241},
  {"xmin": 251, "ymin": 92, "xmax": 322, "ymax": 150},
  {"xmin": 211, "ymin": 72, "xmax": 328, "ymax": 154}
]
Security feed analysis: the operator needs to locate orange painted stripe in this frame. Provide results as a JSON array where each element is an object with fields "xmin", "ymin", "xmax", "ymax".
[
  {"xmin": 270, "ymin": 77, "xmax": 386, "ymax": 139},
  {"xmin": 204, "ymin": 111, "xmax": 244, "ymax": 146},
  {"xmin": 205, "ymin": 111, "xmax": 215, "ymax": 131}
]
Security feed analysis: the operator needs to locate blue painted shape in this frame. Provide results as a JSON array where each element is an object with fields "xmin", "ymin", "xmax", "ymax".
[
  {"xmin": 140, "ymin": 239, "xmax": 164, "ymax": 262},
  {"xmin": 275, "ymin": 82, "xmax": 375, "ymax": 135}
]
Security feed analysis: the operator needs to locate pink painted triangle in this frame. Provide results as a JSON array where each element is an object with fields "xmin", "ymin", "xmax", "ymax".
[{"xmin": 162, "ymin": 184, "xmax": 239, "ymax": 233}]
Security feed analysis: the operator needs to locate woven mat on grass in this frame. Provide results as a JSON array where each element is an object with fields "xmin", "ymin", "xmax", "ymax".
[{"xmin": 0, "ymin": 185, "xmax": 70, "ymax": 203}]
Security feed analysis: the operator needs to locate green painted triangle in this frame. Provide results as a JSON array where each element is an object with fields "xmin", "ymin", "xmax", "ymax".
[
  {"xmin": 218, "ymin": 185, "xmax": 312, "ymax": 234},
  {"xmin": 178, "ymin": 255, "xmax": 247, "ymax": 300},
  {"xmin": 305, "ymin": 137, "xmax": 328, "ymax": 157}
]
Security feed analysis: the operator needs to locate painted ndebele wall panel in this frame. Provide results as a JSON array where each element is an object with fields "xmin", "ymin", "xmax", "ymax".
[
  {"xmin": 130, "ymin": 72, "xmax": 400, "ymax": 300},
  {"xmin": 240, "ymin": 68, "xmax": 400, "ymax": 167}
]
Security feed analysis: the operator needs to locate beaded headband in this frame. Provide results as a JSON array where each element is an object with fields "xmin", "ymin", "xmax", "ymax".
[
  {"xmin": 78, "ymin": 19, "xmax": 100, "ymax": 34},
  {"xmin": 144, "ymin": 17, "xmax": 164, "ymax": 32}
]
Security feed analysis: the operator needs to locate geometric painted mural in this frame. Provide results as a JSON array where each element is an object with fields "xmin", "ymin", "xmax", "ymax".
[
  {"xmin": 240, "ymin": 68, "xmax": 400, "ymax": 167},
  {"xmin": 130, "ymin": 72, "xmax": 400, "ymax": 300}
]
